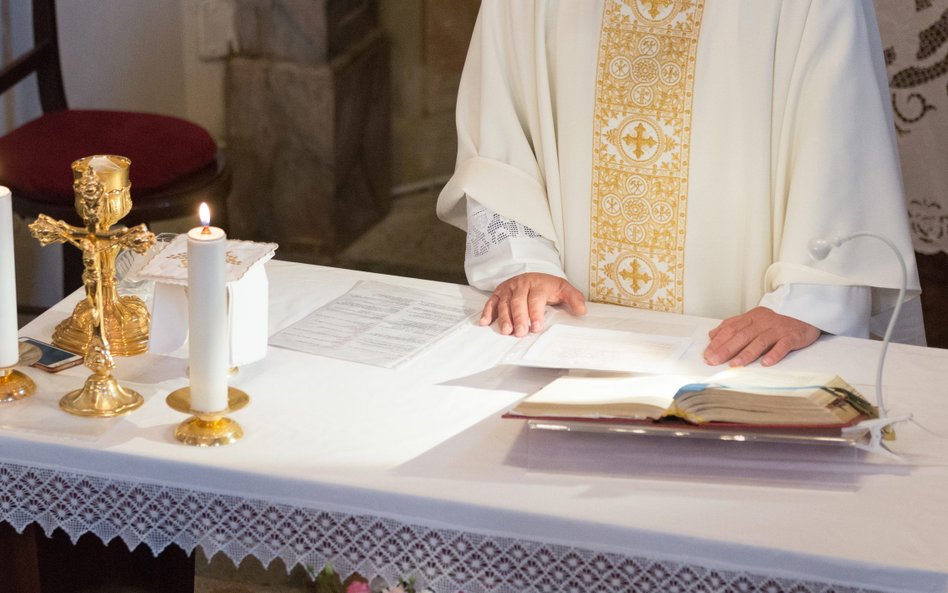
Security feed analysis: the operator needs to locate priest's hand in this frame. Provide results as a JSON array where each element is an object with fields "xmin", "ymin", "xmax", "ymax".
[
  {"xmin": 480, "ymin": 273, "xmax": 587, "ymax": 336},
  {"xmin": 704, "ymin": 307, "xmax": 820, "ymax": 367}
]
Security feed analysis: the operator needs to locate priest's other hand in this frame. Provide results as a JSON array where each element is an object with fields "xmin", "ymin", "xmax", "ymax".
[
  {"xmin": 704, "ymin": 307, "xmax": 820, "ymax": 367},
  {"xmin": 480, "ymin": 273, "xmax": 587, "ymax": 336}
]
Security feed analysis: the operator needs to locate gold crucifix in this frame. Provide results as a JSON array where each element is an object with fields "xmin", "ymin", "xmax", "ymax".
[{"xmin": 29, "ymin": 155, "xmax": 156, "ymax": 416}]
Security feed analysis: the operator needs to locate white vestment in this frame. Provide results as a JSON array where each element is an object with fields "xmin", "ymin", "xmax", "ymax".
[{"xmin": 437, "ymin": 0, "xmax": 925, "ymax": 343}]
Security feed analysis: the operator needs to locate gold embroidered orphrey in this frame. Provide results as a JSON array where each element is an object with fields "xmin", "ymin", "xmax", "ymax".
[{"xmin": 589, "ymin": 0, "xmax": 703, "ymax": 312}]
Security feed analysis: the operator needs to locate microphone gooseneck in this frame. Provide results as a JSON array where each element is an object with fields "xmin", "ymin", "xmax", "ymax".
[{"xmin": 807, "ymin": 233, "xmax": 907, "ymax": 418}]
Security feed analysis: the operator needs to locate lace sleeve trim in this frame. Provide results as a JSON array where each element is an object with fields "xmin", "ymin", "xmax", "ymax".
[{"xmin": 466, "ymin": 199, "xmax": 542, "ymax": 259}]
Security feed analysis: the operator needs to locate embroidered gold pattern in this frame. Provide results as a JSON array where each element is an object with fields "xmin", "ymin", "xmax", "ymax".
[
  {"xmin": 167, "ymin": 251, "xmax": 242, "ymax": 268},
  {"xmin": 589, "ymin": 0, "xmax": 703, "ymax": 312}
]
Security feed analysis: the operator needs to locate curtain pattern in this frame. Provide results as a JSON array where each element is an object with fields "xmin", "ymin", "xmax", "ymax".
[{"xmin": 876, "ymin": 0, "xmax": 948, "ymax": 254}]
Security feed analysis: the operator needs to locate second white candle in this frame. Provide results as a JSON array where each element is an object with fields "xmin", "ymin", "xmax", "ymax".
[{"xmin": 187, "ymin": 219, "xmax": 228, "ymax": 412}]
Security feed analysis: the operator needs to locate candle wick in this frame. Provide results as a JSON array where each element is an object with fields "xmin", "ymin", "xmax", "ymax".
[{"xmin": 201, "ymin": 225, "xmax": 212, "ymax": 235}]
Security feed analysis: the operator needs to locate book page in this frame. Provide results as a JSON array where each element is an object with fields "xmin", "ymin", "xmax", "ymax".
[
  {"xmin": 506, "ymin": 324, "xmax": 692, "ymax": 373},
  {"xmin": 510, "ymin": 374, "xmax": 706, "ymax": 420},
  {"xmin": 269, "ymin": 281, "xmax": 477, "ymax": 368},
  {"xmin": 693, "ymin": 368, "xmax": 839, "ymax": 396}
]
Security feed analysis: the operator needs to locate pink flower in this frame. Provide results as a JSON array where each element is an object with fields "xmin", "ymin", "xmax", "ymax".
[{"xmin": 346, "ymin": 581, "xmax": 371, "ymax": 593}]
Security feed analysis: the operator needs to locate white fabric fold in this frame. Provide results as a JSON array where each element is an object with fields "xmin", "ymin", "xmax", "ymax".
[
  {"xmin": 759, "ymin": 284, "xmax": 870, "ymax": 339},
  {"xmin": 144, "ymin": 234, "xmax": 275, "ymax": 366},
  {"xmin": 148, "ymin": 282, "xmax": 189, "ymax": 354},
  {"xmin": 228, "ymin": 265, "xmax": 269, "ymax": 367},
  {"xmin": 439, "ymin": 157, "xmax": 558, "ymax": 250}
]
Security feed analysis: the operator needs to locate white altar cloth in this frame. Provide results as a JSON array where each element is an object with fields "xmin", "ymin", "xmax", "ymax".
[{"xmin": 2, "ymin": 261, "xmax": 948, "ymax": 593}]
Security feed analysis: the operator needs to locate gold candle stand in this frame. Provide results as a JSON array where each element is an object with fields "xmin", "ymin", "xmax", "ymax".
[
  {"xmin": 0, "ymin": 342, "xmax": 40, "ymax": 403},
  {"xmin": 29, "ymin": 155, "xmax": 156, "ymax": 417},
  {"xmin": 166, "ymin": 387, "xmax": 249, "ymax": 447}
]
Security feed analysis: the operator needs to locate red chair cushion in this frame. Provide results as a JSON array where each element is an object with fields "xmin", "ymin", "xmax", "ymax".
[{"xmin": 0, "ymin": 109, "xmax": 218, "ymax": 206}]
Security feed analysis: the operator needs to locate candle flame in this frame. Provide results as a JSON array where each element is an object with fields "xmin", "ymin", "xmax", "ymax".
[{"xmin": 199, "ymin": 202, "xmax": 211, "ymax": 227}]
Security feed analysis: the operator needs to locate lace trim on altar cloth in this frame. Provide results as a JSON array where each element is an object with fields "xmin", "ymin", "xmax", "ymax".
[{"xmin": 0, "ymin": 462, "xmax": 887, "ymax": 593}]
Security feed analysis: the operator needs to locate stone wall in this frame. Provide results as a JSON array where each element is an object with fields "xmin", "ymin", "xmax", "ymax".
[
  {"xmin": 223, "ymin": 0, "xmax": 480, "ymax": 262},
  {"xmin": 226, "ymin": 0, "xmax": 391, "ymax": 262},
  {"xmin": 382, "ymin": 0, "xmax": 480, "ymax": 188}
]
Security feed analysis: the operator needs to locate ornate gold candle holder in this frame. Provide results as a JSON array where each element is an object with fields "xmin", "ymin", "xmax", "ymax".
[
  {"xmin": 0, "ymin": 341, "xmax": 40, "ymax": 403},
  {"xmin": 166, "ymin": 387, "xmax": 249, "ymax": 447},
  {"xmin": 29, "ymin": 155, "xmax": 155, "ymax": 417}
]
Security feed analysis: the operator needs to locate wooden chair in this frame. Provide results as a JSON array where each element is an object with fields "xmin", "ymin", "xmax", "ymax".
[{"xmin": 0, "ymin": 0, "xmax": 231, "ymax": 295}]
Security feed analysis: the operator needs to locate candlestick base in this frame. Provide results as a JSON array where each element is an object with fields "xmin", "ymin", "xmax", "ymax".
[
  {"xmin": 52, "ymin": 294, "xmax": 151, "ymax": 357},
  {"xmin": 0, "ymin": 342, "xmax": 42, "ymax": 403},
  {"xmin": 60, "ymin": 372, "xmax": 144, "ymax": 417},
  {"xmin": 0, "ymin": 369, "xmax": 36, "ymax": 404},
  {"xmin": 166, "ymin": 387, "xmax": 249, "ymax": 447}
]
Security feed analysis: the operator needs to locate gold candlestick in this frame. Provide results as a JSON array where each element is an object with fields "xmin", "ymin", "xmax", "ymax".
[
  {"xmin": 166, "ymin": 387, "xmax": 249, "ymax": 447},
  {"xmin": 0, "ymin": 340, "xmax": 41, "ymax": 403},
  {"xmin": 29, "ymin": 155, "xmax": 155, "ymax": 356},
  {"xmin": 29, "ymin": 155, "xmax": 155, "ymax": 417}
]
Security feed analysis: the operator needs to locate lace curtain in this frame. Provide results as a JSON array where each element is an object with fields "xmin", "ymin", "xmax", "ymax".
[{"xmin": 876, "ymin": 0, "xmax": 948, "ymax": 255}]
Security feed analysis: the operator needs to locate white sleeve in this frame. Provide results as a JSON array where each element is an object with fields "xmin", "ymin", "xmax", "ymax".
[
  {"xmin": 759, "ymin": 284, "xmax": 870, "ymax": 338},
  {"xmin": 465, "ymin": 197, "xmax": 565, "ymax": 292},
  {"xmin": 764, "ymin": 1, "xmax": 922, "ymax": 334}
]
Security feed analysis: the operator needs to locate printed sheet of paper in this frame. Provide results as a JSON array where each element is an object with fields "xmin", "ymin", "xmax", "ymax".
[
  {"xmin": 506, "ymin": 324, "xmax": 692, "ymax": 373},
  {"xmin": 269, "ymin": 281, "xmax": 476, "ymax": 368}
]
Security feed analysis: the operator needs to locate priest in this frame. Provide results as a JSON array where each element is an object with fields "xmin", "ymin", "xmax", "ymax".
[{"xmin": 437, "ymin": 0, "xmax": 925, "ymax": 366}]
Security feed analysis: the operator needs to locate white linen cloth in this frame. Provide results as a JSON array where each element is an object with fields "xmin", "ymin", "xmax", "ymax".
[
  {"xmin": 438, "ymin": 0, "xmax": 924, "ymax": 342},
  {"xmin": 138, "ymin": 234, "xmax": 277, "ymax": 366},
  {"xmin": 4, "ymin": 261, "xmax": 948, "ymax": 593}
]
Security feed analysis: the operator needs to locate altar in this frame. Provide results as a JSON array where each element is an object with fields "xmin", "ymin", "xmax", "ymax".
[{"xmin": 2, "ymin": 260, "xmax": 947, "ymax": 593}]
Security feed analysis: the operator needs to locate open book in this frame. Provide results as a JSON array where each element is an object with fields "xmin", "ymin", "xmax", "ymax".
[{"xmin": 505, "ymin": 368, "xmax": 876, "ymax": 428}]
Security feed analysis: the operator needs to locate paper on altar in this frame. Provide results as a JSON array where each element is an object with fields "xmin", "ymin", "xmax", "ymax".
[
  {"xmin": 504, "ymin": 323, "xmax": 692, "ymax": 373},
  {"xmin": 138, "ymin": 234, "xmax": 278, "ymax": 366},
  {"xmin": 268, "ymin": 280, "xmax": 478, "ymax": 368}
]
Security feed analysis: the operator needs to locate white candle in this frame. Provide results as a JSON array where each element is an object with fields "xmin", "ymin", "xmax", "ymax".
[
  {"xmin": 0, "ymin": 187, "xmax": 19, "ymax": 368},
  {"xmin": 88, "ymin": 155, "xmax": 122, "ymax": 175},
  {"xmin": 187, "ymin": 203, "xmax": 228, "ymax": 412}
]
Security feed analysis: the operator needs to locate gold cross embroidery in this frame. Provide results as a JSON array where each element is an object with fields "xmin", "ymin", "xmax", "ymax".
[
  {"xmin": 619, "ymin": 258, "xmax": 653, "ymax": 294},
  {"xmin": 642, "ymin": 0, "xmax": 674, "ymax": 19},
  {"xmin": 622, "ymin": 123, "xmax": 658, "ymax": 160}
]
